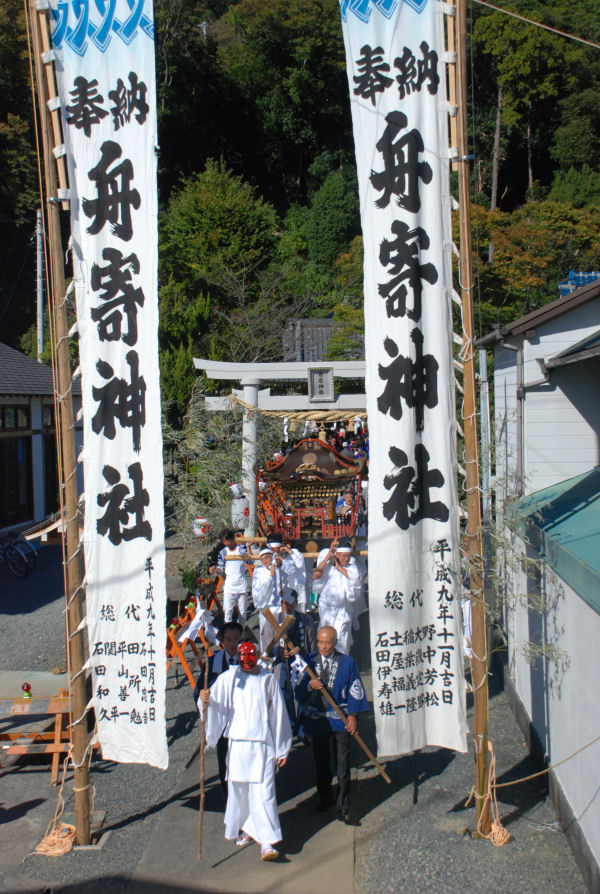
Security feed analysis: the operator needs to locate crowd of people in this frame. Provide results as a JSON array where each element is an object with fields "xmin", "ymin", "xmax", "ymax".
[
  {"xmin": 196, "ymin": 526, "xmax": 368, "ymax": 862},
  {"xmin": 273, "ymin": 418, "xmax": 369, "ymax": 467}
]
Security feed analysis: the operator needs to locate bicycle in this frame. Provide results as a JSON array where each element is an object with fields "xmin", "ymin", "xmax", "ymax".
[
  {"xmin": 9, "ymin": 533, "xmax": 38, "ymax": 572},
  {"xmin": 0, "ymin": 534, "xmax": 29, "ymax": 578}
]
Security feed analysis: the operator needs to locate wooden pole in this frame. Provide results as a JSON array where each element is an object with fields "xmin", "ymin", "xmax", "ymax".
[
  {"xmin": 197, "ymin": 651, "xmax": 209, "ymax": 860},
  {"xmin": 27, "ymin": 0, "xmax": 91, "ymax": 845},
  {"xmin": 455, "ymin": 0, "xmax": 491, "ymax": 836},
  {"xmin": 446, "ymin": 6, "xmax": 459, "ymax": 174},
  {"xmin": 224, "ymin": 551, "xmax": 368, "ymax": 561}
]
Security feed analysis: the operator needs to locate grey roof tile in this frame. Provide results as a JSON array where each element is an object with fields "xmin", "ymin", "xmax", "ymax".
[{"xmin": 0, "ymin": 342, "xmax": 80, "ymax": 397}]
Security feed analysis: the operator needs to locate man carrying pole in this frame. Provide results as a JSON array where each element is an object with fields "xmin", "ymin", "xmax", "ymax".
[
  {"xmin": 198, "ymin": 641, "xmax": 292, "ymax": 861},
  {"xmin": 193, "ymin": 622, "xmax": 243, "ymax": 796},
  {"xmin": 295, "ymin": 626, "xmax": 369, "ymax": 823},
  {"xmin": 252, "ymin": 549, "xmax": 286, "ymax": 652},
  {"xmin": 261, "ymin": 606, "xmax": 390, "ymax": 794}
]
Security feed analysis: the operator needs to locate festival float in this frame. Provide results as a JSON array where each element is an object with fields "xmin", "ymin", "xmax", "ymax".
[{"xmin": 256, "ymin": 438, "xmax": 366, "ymax": 552}]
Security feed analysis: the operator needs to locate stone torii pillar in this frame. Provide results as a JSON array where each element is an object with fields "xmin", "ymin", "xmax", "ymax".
[{"xmin": 241, "ymin": 378, "xmax": 259, "ymax": 537}]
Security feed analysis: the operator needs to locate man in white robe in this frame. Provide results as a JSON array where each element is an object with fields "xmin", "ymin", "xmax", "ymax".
[
  {"xmin": 199, "ymin": 641, "xmax": 292, "ymax": 861},
  {"xmin": 252, "ymin": 548, "xmax": 286, "ymax": 651},
  {"xmin": 268, "ymin": 537, "xmax": 308, "ymax": 611},
  {"xmin": 312, "ymin": 539, "xmax": 362, "ymax": 655}
]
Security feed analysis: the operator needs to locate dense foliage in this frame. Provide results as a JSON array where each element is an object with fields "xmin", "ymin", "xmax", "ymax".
[
  {"xmin": 1, "ymin": 0, "xmax": 599, "ymax": 419},
  {"xmin": 162, "ymin": 382, "xmax": 283, "ymax": 575}
]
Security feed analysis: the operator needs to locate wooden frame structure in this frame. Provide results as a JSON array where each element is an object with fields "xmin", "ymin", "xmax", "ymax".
[{"xmin": 1, "ymin": 692, "xmax": 71, "ymax": 785}]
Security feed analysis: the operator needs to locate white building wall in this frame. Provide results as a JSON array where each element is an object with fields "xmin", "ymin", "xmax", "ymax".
[
  {"xmin": 494, "ymin": 295, "xmax": 600, "ymax": 881},
  {"xmin": 493, "ymin": 297, "xmax": 600, "ymax": 497},
  {"xmin": 505, "ymin": 537, "xmax": 600, "ymax": 871},
  {"xmin": 493, "ymin": 345, "xmax": 519, "ymax": 496},
  {"xmin": 545, "ymin": 573, "xmax": 600, "ymax": 867},
  {"xmin": 522, "ymin": 298, "xmax": 600, "ymax": 493}
]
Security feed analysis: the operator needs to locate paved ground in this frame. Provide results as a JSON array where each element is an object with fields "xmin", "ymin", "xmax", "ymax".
[{"xmin": 0, "ymin": 544, "xmax": 589, "ymax": 893}]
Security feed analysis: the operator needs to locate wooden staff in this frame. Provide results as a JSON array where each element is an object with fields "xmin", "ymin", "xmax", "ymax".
[
  {"xmin": 273, "ymin": 555, "xmax": 292, "ymax": 689},
  {"xmin": 236, "ymin": 534, "xmax": 368, "ymax": 543},
  {"xmin": 197, "ymin": 648, "xmax": 209, "ymax": 860},
  {"xmin": 261, "ymin": 608, "xmax": 391, "ymax": 784},
  {"xmin": 260, "ymin": 613, "xmax": 295, "ymax": 662}
]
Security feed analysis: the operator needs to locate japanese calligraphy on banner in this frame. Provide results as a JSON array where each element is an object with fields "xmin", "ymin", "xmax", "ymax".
[
  {"xmin": 340, "ymin": 0, "xmax": 467, "ymax": 756},
  {"xmin": 50, "ymin": 0, "xmax": 168, "ymax": 768}
]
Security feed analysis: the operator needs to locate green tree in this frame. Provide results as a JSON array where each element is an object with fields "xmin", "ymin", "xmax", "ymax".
[
  {"xmin": 472, "ymin": 200, "xmax": 600, "ymax": 330},
  {"xmin": 549, "ymin": 166, "xmax": 600, "ymax": 208},
  {"xmin": 550, "ymin": 89, "xmax": 600, "ymax": 175},
  {"xmin": 303, "ymin": 168, "xmax": 360, "ymax": 274},
  {"xmin": 0, "ymin": 0, "xmax": 40, "ymax": 346},
  {"xmin": 326, "ymin": 236, "xmax": 364, "ymax": 361},
  {"xmin": 154, "ymin": 0, "xmax": 249, "ymax": 202},
  {"xmin": 473, "ymin": 2, "xmax": 583, "ymax": 202},
  {"xmin": 214, "ymin": 0, "xmax": 352, "ymax": 206},
  {"xmin": 159, "ymin": 159, "xmax": 279, "ymax": 416}
]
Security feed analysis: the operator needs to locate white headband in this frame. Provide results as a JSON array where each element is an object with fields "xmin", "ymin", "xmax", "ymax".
[
  {"xmin": 336, "ymin": 546, "xmax": 352, "ymax": 553},
  {"xmin": 260, "ymin": 548, "xmax": 273, "ymax": 556}
]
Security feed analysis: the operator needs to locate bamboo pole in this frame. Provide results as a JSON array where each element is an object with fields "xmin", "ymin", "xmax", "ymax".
[
  {"xmin": 27, "ymin": 0, "xmax": 91, "ymax": 845},
  {"xmin": 235, "ymin": 535, "xmax": 368, "ymax": 544},
  {"xmin": 455, "ymin": 0, "xmax": 491, "ymax": 836},
  {"xmin": 224, "ymin": 551, "xmax": 368, "ymax": 561},
  {"xmin": 197, "ymin": 651, "xmax": 209, "ymax": 859},
  {"xmin": 446, "ymin": 5, "xmax": 459, "ymax": 173}
]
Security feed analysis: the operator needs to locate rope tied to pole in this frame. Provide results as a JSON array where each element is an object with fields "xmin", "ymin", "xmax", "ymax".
[
  {"xmin": 465, "ymin": 740, "xmax": 511, "ymax": 846},
  {"xmin": 33, "ymin": 745, "xmax": 76, "ymax": 856},
  {"xmin": 464, "ymin": 732, "xmax": 600, "ymax": 845},
  {"xmin": 33, "ymin": 741, "xmax": 97, "ymax": 856}
]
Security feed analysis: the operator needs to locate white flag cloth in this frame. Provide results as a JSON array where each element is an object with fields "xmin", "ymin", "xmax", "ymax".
[
  {"xmin": 340, "ymin": 0, "xmax": 467, "ymax": 756},
  {"xmin": 50, "ymin": 0, "xmax": 168, "ymax": 767},
  {"xmin": 179, "ymin": 609, "xmax": 220, "ymax": 646},
  {"xmin": 289, "ymin": 653, "xmax": 308, "ymax": 690}
]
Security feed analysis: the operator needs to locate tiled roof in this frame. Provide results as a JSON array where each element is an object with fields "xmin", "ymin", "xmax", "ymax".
[{"xmin": 0, "ymin": 342, "xmax": 56, "ymax": 396}]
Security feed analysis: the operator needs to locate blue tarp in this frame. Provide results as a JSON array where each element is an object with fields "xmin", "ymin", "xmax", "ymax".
[
  {"xmin": 505, "ymin": 467, "xmax": 600, "ymax": 615},
  {"xmin": 558, "ymin": 270, "xmax": 600, "ymax": 297}
]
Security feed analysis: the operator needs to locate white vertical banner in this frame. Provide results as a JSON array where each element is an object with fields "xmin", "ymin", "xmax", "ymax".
[
  {"xmin": 340, "ymin": 0, "xmax": 467, "ymax": 756},
  {"xmin": 50, "ymin": 0, "xmax": 168, "ymax": 767}
]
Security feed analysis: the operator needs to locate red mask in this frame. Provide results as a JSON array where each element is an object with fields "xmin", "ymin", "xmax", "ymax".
[{"xmin": 238, "ymin": 641, "xmax": 258, "ymax": 671}]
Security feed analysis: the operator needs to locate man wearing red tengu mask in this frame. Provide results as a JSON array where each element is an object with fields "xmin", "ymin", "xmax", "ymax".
[{"xmin": 199, "ymin": 641, "xmax": 292, "ymax": 861}]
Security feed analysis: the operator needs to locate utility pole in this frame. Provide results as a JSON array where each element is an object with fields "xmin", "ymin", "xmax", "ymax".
[
  {"xmin": 455, "ymin": 0, "xmax": 491, "ymax": 836},
  {"xmin": 27, "ymin": 0, "xmax": 91, "ymax": 845},
  {"xmin": 36, "ymin": 209, "xmax": 44, "ymax": 362}
]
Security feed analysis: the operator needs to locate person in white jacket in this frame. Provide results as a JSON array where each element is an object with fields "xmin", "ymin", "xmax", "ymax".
[
  {"xmin": 251, "ymin": 549, "xmax": 286, "ymax": 652},
  {"xmin": 312, "ymin": 538, "xmax": 362, "ymax": 654},
  {"xmin": 209, "ymin": 529, "xmax": 249, "ymax": 623},
  {"xmin": 267, "ymin": 537, "xmax": 308, "ymax": 610},
  {"xmin": 199, "ymin": 641, "xmax": 292, "ymax": 861}
]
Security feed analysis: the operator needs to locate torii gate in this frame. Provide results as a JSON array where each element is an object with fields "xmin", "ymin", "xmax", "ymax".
[{"xmin": 193, "ymin": 358, "xmax": 367, "ymax": 535}]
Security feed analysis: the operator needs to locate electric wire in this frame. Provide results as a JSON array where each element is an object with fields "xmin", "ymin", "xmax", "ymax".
[{"xmin": 473, "ymin": 0, "xmax": 600, "ymax": 52}]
